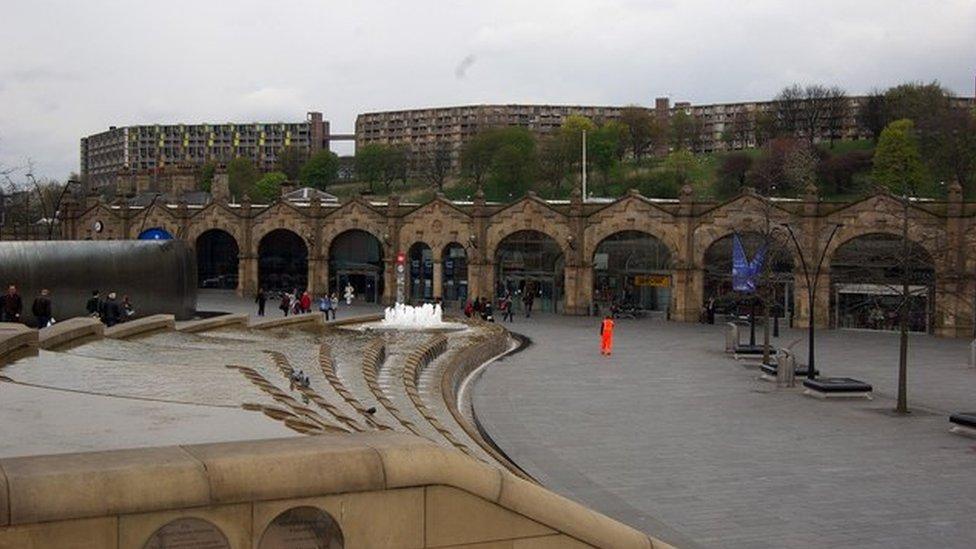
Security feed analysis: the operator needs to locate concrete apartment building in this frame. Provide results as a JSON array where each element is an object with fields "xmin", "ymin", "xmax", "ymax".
[
  {"xmin": 357, "ymin": 95, "xmax": 975, "ymax": 170},
  {"xmin": 355, "ymin": 104, "xmax": 624, "ymax": 171},
  {"xmin": 80, "ymin": 112, "xmax": 331, "ymax": 190}
]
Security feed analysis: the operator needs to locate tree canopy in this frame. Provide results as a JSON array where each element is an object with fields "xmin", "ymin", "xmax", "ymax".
[
  {"xmin": 872, "ymin": 119, "xmax": 928, "ymax": 196},
  {"xmin": 299, "ymin": 150, "xmax": 340, "ymax": 190}
]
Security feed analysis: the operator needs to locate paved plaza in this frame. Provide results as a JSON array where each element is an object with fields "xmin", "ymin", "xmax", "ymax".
[{"xmin": 473, "ymin": 315, "xmax": 976, "ymax": 548}]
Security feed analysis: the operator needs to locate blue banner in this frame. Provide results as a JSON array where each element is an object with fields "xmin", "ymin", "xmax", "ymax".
[{"xmin": 732, "ymin": 234, "xmax": 766, "ymax": 293}]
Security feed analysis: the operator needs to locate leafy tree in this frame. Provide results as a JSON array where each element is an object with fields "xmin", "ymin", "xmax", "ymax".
[
  {"xmin": 872, "ymin": 119, "xmax": 928, "ymax": 196},
  {"xmin": 197, "ymin": 161, "xmax": 217, "ymax": 192},
  {"xmin": 619, "ymin": 106, "xmax": 654, "ymax": 159},
  {"xmin": 536, "ymin": 135, "xmax": 572, "ymax": 194},
  {"xmin": 883, "ymin": 82, "xmax": 951, "ymax": 130},
  {"xmin": 662, "ymin": 150, "xmax": 696, "ymax": 187},
  {"xmin": 858, "ymin": 90, "xmax": 887, "ymax": 142},
  {"xmin": 355, "ymin": 143, "xmax": 385, "ymax": 191},
  {"xmin": 226, "ymin": 157, "xmax": 259, "ymax": 199},
  {"xmin": 417, "ymin": 142, "xmax": 452, "ymax": 191},
  {"xmin": 589, "ymin": 121, "xmax": 624, "ymax": 191},
  {"xmin": 299, "ymin": 150, "xmax": 340, "ymax": 190},
  {"xmin": 753, "ymin": 111, "xmax": 778, "ymax": 147},
  {"xmin": 670, "ymin": 110, "xmax": 701, "ymax": 151},
  {"xmin": 715, "ymin": 152, "xmax": 753, "ymax": 198},
  {"xmin": 560, "ymin": 115, "xmax": 597, "ymax": 165},
  {"xmin": 275, "ymin": 146, "xmax": 306, "ymax": 181},
  {"xmin": 252, "ymin": 171, "xmax": 286, "ymax": 202},
  {"xmin": 817, "ymin": 150, "xmax": 873, "ymax": 196},
  {"xmin": 460, "ymin": 131, "xmax": 498, "ymax": 189}
]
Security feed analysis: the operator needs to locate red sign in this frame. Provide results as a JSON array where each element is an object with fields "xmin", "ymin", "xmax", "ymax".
[{"xmin": 396, "ymin": 252, "xmax": 406, "ymax": 265}]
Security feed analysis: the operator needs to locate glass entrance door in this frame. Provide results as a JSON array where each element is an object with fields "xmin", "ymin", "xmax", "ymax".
[
  {"xmin": 497, "ymin": 273, "xmax": 560, "ymax": 314},
  {"xmin": 334, "ymin": 271, "xmax": 379, "ymax": 303}
]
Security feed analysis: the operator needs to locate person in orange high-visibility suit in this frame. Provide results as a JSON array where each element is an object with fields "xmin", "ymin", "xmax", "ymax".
[{"xmin": 600, "ymin": 315, "xmax": 615, "ymax": 356}]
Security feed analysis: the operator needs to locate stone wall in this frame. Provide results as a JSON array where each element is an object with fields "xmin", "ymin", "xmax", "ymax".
[
  {"xmin": 63, "ymin": 184, "xmax": 976, "ymax": 337},
  {"xmin": 0, "ymin": 433, "xmax": 667, "ymax": 549}
]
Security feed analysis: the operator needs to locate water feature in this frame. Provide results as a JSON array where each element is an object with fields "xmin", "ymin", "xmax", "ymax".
[{"xmin": 382, "ymin": 302, "xmax": 444, "ymax": 329}]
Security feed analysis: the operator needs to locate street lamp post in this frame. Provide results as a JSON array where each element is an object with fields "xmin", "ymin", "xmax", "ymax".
[{"xmin": 784, "ymin": 223, "xmax": 842, "ymax": 379}]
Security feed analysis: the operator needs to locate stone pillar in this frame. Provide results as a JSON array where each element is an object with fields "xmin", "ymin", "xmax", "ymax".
[
  {"xmin": 934, "ymin": 180, "xmax": 971, "ymax": 338},
  {"xmin": 382, "ymin": 259, "xmax": 397, "ymax": 305},
  {"xmin": 432, "ymin": 260, "xmax": 443, "ymax": 300},
  {"xmin": 563, "ymin": 264, "xmax": 588, "ymax": 315},
  {"xmin": 238, "ymin": 196, "xmax": 256, "ymax": 296},
  {"xmin": 672, "ymin": 267, "xmax": 703, "ymax": 322},
  {"xmin": 793, "ymin": 272, "xmax": 830, "ymax": 329}
]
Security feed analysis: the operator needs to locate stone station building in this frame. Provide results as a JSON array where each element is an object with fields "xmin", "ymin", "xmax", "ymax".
[{"xmin": 63, "ymin": 182, "xmax": 976, "ymax": 338}]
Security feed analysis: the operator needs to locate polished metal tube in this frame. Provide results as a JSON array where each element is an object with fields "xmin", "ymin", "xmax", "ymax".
[{"xmin": 0, "ymin": 240, "xmax": 197, "ymax": 325}]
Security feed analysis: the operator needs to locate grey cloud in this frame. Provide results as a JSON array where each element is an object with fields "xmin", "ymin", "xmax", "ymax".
[{"xmin": 0, "ymin": 0, "xmax": 973, "ymax": 180}]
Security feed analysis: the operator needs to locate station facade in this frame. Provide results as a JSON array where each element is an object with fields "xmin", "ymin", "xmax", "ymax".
[{"xmin": 63, "ymin": 183, "xmax": 976, "ymax": 338}]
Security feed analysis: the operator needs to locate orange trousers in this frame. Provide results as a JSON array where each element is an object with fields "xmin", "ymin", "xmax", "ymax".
[{"xmin": 601, "ymin": 333, "xmax": 613, "ymax": 355}]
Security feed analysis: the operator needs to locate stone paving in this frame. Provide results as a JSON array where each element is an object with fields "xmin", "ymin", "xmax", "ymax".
[{"xmin": 472, "ymin": 315, "xmax": 976, "ymax": 549}]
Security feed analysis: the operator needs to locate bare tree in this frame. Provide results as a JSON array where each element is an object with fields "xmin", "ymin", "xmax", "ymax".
[
  {"xmin": 774, "ymin": 84, "xmax": 805, "ymax": 137},
  {"xmin": 417, "ymin": 142, "xmax": 452, "ymax": 191}
]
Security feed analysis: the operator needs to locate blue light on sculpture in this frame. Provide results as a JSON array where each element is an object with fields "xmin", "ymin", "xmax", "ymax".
[{"xmin": 138, "ymin": 228, "xmax": 173, "ymax": 240}]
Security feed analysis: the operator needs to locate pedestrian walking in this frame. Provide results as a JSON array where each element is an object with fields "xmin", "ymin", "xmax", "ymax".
[
  {"xmin": 344, "ymin": 283, "xmax": 355, "ymax": 305},
  {"xmin": 32, "ymin": 289, "xmax": 53, "ymax": 328},
  {"xmin": 600, "ymin": 315, "xmax": 615, "ymax": 356},
  {"xmin": 255, "ymin": 288, "xmax": 267, "ymax": 316},
  {"xmin": 463, "ymin": 300, "xmax": 473, "ymax": 318},
  {"xmin": 279, "ymin": 292, "xmax": 290, "ymax": 316},
  {"xmin": 0, "ymin": 284, "xmax": 23, "ymax": 323},
  {"xmin": 318, "ymin": 295, "xmax": 333, "ymax": 319},
  {"xmin": 300, "ymin": 291, "xmax": 312, "ymax": 314},
  {"xmin": 103, "ymin": 292, "xmax": 122, "ymax": 327},
  {"xmin": 330, "ymin": 293, "xmax": 340, "ymax": 319},
  {"xmin": 522, "ymin": 288, "xmax": 535, "ymax": 318},
  {"xmin": 86, "ymin": 290, "xmax": 102, "ymax": 319},
  {"xmin": 501, "ymin": 293, "xmax": 514, "ymax": 323}
]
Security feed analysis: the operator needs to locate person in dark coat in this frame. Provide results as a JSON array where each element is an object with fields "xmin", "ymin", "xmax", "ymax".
[
  {"xmin": 522, "ymin": 288, "xmax": 535, "ymax": 318},
  {"xmin": 0, "ymin": 284, "xmax": 23, "ymax": 323},
  {"xmin": 102, "ymin": 292, "xmax": 122, "ymax": 327},
  {"xmin": 32, "ymin": 289, "xmax": 52, "ymax": 328},
  {"xmin": 85, "ymin": 290, "xmax": 101, "ymax": 318},
  {"xmin": 255, "ymin": 288, "xmax": 267, "ymax": 316}
]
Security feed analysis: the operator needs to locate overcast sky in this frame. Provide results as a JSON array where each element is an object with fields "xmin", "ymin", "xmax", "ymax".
[{"xmin": 1, "ymin": 0, "xmax": 974, "ymax": 181}]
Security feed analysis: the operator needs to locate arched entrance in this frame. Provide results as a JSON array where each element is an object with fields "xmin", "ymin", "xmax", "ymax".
[
  {"xmin": 408, "ymin": 242, "xmax": 433, "ymax": 302},
  {"xmin": 495, "ymin": 230, "xmax": 564, "ymax": 314},
  {"xmin": 830, "ymin": 233, "xmax": 934, "ymax": 333},
  {"xmin": 196, "ymin": 229, "xmax": 239, "ymax": 289},
  {"xmin": 442, "ymin": 242, "xmax": 468, "ymax": 304},
  {"xmin": 593, "ymin": 230, "xmax": 672, "ymax": 315},
  {"xmin": 258, "ymin": 229, "xmax": 308, "ymax": 291},
  {"xmin": 703, "ymin": 232, "xmax": 795, "ymax": 321},
  {"xmin": 329, "ymin": 230, "xmax": 384, "ymax": 303}
]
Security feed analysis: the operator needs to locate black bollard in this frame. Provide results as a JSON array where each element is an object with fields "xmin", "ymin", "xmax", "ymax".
[
  {"xmin": 773, "ymin": 315, "xmax": 780, "ymax": 338},
  {"xmin": 749, "ymin": 300, "xmax": 756, "ymax": 347}
]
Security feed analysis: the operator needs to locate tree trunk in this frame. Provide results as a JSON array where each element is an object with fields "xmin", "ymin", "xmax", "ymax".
[{"xmin": 896, "ymin": 199, "xmax": 910, "ymax": 414}]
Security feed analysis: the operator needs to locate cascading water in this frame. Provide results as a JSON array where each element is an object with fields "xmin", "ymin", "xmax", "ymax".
[{"xmin": 381, "ymin": 302, "xmax": 445, "ymax": 329}]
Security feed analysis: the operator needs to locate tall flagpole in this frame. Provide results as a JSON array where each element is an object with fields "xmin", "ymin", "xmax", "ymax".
[{"xmin": 581, "ymin": 130, "xmax": 587, "ymax": 202}]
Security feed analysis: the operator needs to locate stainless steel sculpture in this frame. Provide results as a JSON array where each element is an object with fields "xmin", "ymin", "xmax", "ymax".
[{"xmin": 0, "ymin": 240, "xmax": 197, "ymax": 325}]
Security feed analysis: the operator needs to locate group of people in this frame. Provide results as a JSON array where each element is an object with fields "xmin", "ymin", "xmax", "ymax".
[
  {"xmin": 255, "ymin": 282, "xmax": 358, "ymax": 320},
  {"xmin": 463, "ymin": 290, "xmax": 535, "ymax": 323},
  {"xmin": 85, "ymin": 290, "xmax": 135, "ymax": 327},
  {"xmin": 0, "ymin": 284, "xmax": 52, "ymax": 328},
  {"xmin": 0, "ymin": 284, "xmax": 135, "ymax": 329}
]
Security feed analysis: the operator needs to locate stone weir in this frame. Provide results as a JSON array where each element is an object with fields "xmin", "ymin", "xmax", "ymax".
[{"xmin": 0, "ymin": 315, "xmax": 674, "ymax": 549}]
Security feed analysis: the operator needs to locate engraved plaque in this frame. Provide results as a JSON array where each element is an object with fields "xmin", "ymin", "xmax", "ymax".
[
  {"xmin": 143, "ymin": 517, "xmax": 230, "ymax": 549},
  {"xmin": 259, "ymin": 506, "xmax": 344, "ymax": 549}
]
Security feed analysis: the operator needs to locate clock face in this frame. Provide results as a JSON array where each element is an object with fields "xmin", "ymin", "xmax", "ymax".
[{"xmin": 93, "ymin": 220, "xmax": 104, "ymax": 233}]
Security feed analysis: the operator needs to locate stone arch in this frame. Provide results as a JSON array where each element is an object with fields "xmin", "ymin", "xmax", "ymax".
[
  {"xmin": 494, "ymin": 229, "xmax": 566, "ymax": 314},
  {"xmin": 399, "ymin": 200, "xmax": 473, "ymax": 260},
  {"xmin": 407, "ymin": 241, "xmax": 434, "ymax": 302},
  {"xmin": 322, "ymin": 202, "xmax": 388, "ymax": 256},
  {"xmin": 186, "ymin": 204, "xmax": 244, "ymax": 248},
  {"xmin": 486, "ymin": 199, "xmax": 573, "ymax": 263},
  {"xmin": 591, "ymin": 230, "xmax": 675, "ymax": 313},
  {"xmin": 828, "ymin": 231, "xmax": 936, "ymax": 332},
  {"xmin": 583, "ymin": 197, "xmax": 680, "ymax": 265},
  {"xmin": 441, "ymin": 242, "xmax": 469, "ymax": 303},
  {"xmin": 258, "ymin": 228, "xmax": 309, "ymax": 291},
  {"xmin": 195, "ymin": 228, "xmax": 240, "ymax": 289},
  {"xmin": 328, "ymin": 229, "xmax": 385, "ymax": 303}
]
